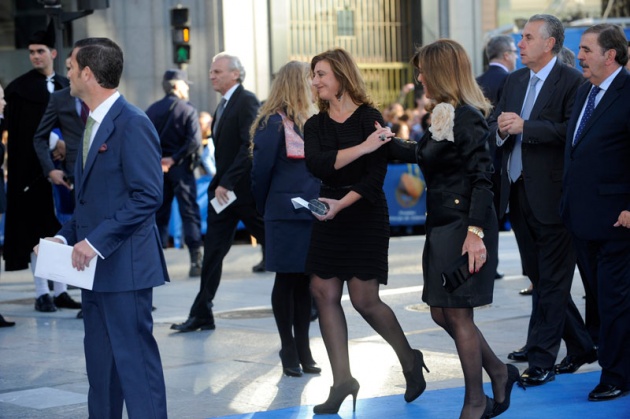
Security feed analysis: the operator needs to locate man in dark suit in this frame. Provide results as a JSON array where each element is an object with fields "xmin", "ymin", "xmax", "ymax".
[
  {"xmin": 488, "ymin": 14, "xmax": 596, "ymax": 386},
  {"xmin": 477, "ymin": 34, "xmax": 517, "ymax": 280},
  {"xmin": 146, "ymin": 69, "xmax": 203, "ymax": 277},
  {"xmin": 39, "ymin": 38, "xmax": 168, "ymax": 418},
  {"xmin": 3, "ymin": 26, "xmax": 75, "ymax": 313},
  {"xmin": 171, "ymin": 52, "xmax": 264, "ymax": 332},
  {"xmin": 477, "ymin": 34, "xmax": 517, "ymax": 107},
  {"xmin": 561, "ymin": 23, "xmax": 630, "ymax": 402}
]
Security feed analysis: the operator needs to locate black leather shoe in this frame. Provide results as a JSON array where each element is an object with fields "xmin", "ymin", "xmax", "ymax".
[
  {"xmin": 519, "ymin": 287, "xmax": 533, "ymax": 296},
  {"xmin": 507, "ymin": 346, "xmax": 528, "ymax": 362},
  {"xmin": 35, "ymin": 294, "xmax": 57, "ymax": 312},
  {"xmin": 588, "ymin": 384, "xmax": 628, "ymax": 401},
  {"xmin": 302, "ymin": 362, "xmax": 322, "ymax": 374},
  {"xmin": 76, "ymin": 310, "xmax": 83, "ymax": 319},
  {"xmin": 494, "ymin": 270, "xmax": 505, "ymax": 280},
  {"xmin": 555, "ymin": 349, "xmax": 598, "ymax": 374},
  {"xmin": 0, "ymin": 314, "xmax": 15, "ymax": 327},
  {"xmin": 521, "ymin": 367, "xmax": 555, "ymax": 386},
  {"xmin": 252, "ymin": 259, "xmax": 265, "ymax": 273},
  {"xmin": 171, "ymin": 316, "xmax": 215, "ymax": 332},
  {"xmin": 53, "ymin": 292, "xmax": 82, "ymax": 309}
]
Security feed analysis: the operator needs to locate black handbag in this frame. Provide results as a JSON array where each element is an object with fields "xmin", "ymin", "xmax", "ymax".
[{"xmin": 441, "ymin": 253, "xmax": 472, "ymax": 293}]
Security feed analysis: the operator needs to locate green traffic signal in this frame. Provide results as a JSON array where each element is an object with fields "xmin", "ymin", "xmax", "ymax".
[{"xmin": 175, "ymin": 44, "xmax": 190, "ymax": 64}]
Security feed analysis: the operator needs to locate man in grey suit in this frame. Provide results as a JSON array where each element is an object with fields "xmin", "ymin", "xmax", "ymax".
[
  {"xmin": 561, "ymin": 23, "xmax": 630, "ymax": 402},
  {"xmin": 488, "ymin": 14, "xmax": 596, "ymax": 386},
  {"xmin": 33, "ymin": 86, "xmax": 86, "ymax": 190}
]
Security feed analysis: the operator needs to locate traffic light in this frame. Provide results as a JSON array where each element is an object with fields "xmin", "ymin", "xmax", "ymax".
[{"xmin": 170, "ymin": 7, "xmax": 190, "ymax": 64}]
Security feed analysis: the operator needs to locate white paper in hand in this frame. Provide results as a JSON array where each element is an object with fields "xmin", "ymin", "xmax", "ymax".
[
  {"xmin": 210, "ymin": 191, "xmax": 237, "ymax": 214},
  {"xmin": 34, "ymin": 239, "xmax": 96, "ymax": 290},
  {"xmin": 291, "ymin": 197, "xmax": 310, "ymax": 210}
]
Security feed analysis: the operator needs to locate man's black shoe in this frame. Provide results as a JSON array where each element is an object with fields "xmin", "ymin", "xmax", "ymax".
[
  {"xmin": 252, "ymin": 260, "xmax": 265, "ymax": 273},
  {"xmin": 508, "ymin": 346, "xmax": 528, "ymax": 362},
  {"xmin": 521, "ymin": 367, "xmax": 555, "ymax": 386},
  {"xmin": 0, "ymin": 314, "xmax": 15, "ymax": 327},
  {"xmin": 54, "ymin": 292, "xmax": 82, "ymax": 309},
  {"xmin": 588, "ymin": 384, "xmax": 628, "ymax": 401},
  {"xmin": 170, "ymin": 317, "xmax": 215, "ymax": 332},
  {"xmin": 494, "ymin": 270, "xmax": 505, "ymax": 279},
  {"xmin": 555, "ymin": 349, "xmax": 598, "ymax": 374},
  {"xmin": 76, "ymin": 310, "xmax": 83, "ymax": 319},
  {"xmin": 35, "ymin": 294, "xmax": 57, "ymax": 312}
]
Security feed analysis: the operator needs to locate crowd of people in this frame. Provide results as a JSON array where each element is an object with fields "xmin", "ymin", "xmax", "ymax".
[{"xmin": 0, "ymin": 11, "xmax": 629, "ymax": 419}]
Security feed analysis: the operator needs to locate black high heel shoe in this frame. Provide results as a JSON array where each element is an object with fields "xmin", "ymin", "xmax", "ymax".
[
  {"xmin": 313, "ymin": 377, "xmax": 360, "ymax": 414},
  {"xmin": 492, "ymin": 364, "xmax": 525, "ymax": 417},
  {"xmin": 301, "ymin": 362, "xmax": 322, "ymax": 374},
  {"xmin": 480, "ymin": 396, "xmax": 495, "ymax": 419},
  {"xmin": 279, "ymin": 349, "xmax": 303, "ymax": 377},
  {"xmin": 404, "ymin": 349, "xmax": 430, "ymax": 402}
]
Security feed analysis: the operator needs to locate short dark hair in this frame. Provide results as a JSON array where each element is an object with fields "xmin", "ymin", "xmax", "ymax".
[
  {"xmin": 74, "ymin": 38, "xmax": 123, "ymax": 89},
  {"xmin": 485, "ymin": 35, "xmax": 514, "ymax": 61},
  {"xmin": 583, "ymin": 24, "xmax": 629, "ymax": 67},
  {"xmin": 528, "ymin": 14, "xmax": 564, "ymax": 54}
]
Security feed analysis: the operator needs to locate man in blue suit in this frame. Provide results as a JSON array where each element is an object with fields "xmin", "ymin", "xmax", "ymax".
[
  {"xmin": 561, "ymin": 23, "xmax": 630, "ymax": 402},
  {"xmin": 38, "ymin": 38, "xmax": 168, "ymax": 418}
]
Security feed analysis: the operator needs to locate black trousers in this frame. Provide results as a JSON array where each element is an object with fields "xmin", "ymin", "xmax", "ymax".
[
  {"xmin": 155, "ymin": 163, "xmax": 202, "ymax": 250},
  {"xmin": 509, "ymin": 179, "xmax": 594, "ymax": 369},
  {"xmin": 572, "ymin": 237, "xmax": 630, "ymax": 389},
  {"xmin": 189, "ymin": 199, "xmax": 264, "ymax": 319}
]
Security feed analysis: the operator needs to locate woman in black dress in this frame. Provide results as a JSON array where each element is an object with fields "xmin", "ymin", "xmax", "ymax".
[
  {"xmin": 368, "ymin": 40, "xmax": 523, "ymax": 419},
  {"xmin": 304, "ymin": 48, "xmax": 428, "ymax": 415}
]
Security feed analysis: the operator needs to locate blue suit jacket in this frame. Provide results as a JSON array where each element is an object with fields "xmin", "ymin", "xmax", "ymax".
[
  {"xmin": 58, "ymin": 95, "xmax": 169, "ymax": 292},
  {"xmin": 476, "ymin": 64, "xmax": 509, "ymax": 107},
  {"xmin": 561, "ymin": 69, "xmax": 630, "ymax": 241}
]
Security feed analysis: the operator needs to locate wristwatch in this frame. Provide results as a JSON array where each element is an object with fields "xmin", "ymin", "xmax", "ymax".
[{"xmin": 467, "ymin": 226, "xmax": 484, "ymax": 239}]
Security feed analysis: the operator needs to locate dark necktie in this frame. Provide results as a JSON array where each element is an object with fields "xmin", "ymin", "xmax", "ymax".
[
  {"xmin": 573, "ymin": 85, "xmax": 601, "ymax": 146},
  {"xmin": 79, "ymin": 100, "xmax": 89, "ymax": 124},
  {"xmin": 214, "ymin": 98, "xmax": 227, "ymax": 128},
  {"xmin": 509, "ymin": 75, "xmax": 539, "ymax": 182}
]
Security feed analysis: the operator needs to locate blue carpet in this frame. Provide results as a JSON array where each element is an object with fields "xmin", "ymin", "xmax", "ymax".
[{"xmin": 216, "ymin": 372, "xmax": 629, "ymax": 418}]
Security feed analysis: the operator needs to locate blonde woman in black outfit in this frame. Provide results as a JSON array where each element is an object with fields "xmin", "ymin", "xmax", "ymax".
[
  {"xmin": 367, "ymin": 40, "xmax": 523, "ymax": 419},
  {"xmin": 304, "ymin": 48, "xmax": 428, "ymax": 415}
]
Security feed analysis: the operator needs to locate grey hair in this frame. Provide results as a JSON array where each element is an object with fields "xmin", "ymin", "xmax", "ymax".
[
  {"xmin": 528, "ymin": 14, "xmax": 564, "ymax": 54},
  {"xmin": 485, "ymin": 35, "xmax": 514, "ymax": 61},
  {"xmin": 213, "ymin": 52, "xmax": 246, "ymax": 83}
]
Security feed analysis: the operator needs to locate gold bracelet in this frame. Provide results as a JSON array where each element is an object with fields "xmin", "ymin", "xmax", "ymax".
[{"xmin": 467, "ymin": 226, "xmax": 485, "ymax": 239}]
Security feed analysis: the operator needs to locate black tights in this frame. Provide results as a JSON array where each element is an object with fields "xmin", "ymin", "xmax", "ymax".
[
  {"xmin": 311, "ymin": 275, "xmax": 415, "ymax": 386},
  {"xmin": 271, "ymin": 272, "xmax": 315, "ymax": 366},
  {"xmin": 431, "ymin": 307, "xmax": 507, "ymax": 419}
]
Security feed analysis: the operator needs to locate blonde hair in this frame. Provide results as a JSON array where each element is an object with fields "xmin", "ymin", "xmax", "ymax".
[
  {"xmin": 249, "ymin": 61, "xmax": 316, "ymax": 143},
  {"xmin": 310, "ymin": 48, "xmax": 375, "ymax": 112},
  {"xmin": 413, "ymin": 39, "xmax": 491, "ymax": 117}
]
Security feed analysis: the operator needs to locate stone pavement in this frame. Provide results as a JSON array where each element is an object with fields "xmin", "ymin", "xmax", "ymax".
[{"xmin": 0, "ymin": 232, "xmax": 604, "ymax": 418}]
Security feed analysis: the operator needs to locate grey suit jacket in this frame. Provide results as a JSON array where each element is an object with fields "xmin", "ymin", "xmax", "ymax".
[
  {"xmin": 33, "ymin": 87, "xmax": 85, "ymax": 181},
  {"xmin": 488, "ymin": 61, "xmax": 584, "ymax": 224}
]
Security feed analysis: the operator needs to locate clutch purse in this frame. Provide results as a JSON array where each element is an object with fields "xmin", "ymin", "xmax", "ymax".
[{"xmin": 441, "ymin": 253, "xmax": 472, "ymax": 293}]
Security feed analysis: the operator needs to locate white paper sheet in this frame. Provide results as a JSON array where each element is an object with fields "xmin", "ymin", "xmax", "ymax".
[
  {"xmin": 210, "ymin": 191, "xmax": 237, "ymax": 214},
  {"xmin": 34, "ymin": 239, "xmax": 96, "ymax": 290},
  {"xmin": 291, "ymin": 197, "xmax": 310, "ymax": 210}
]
